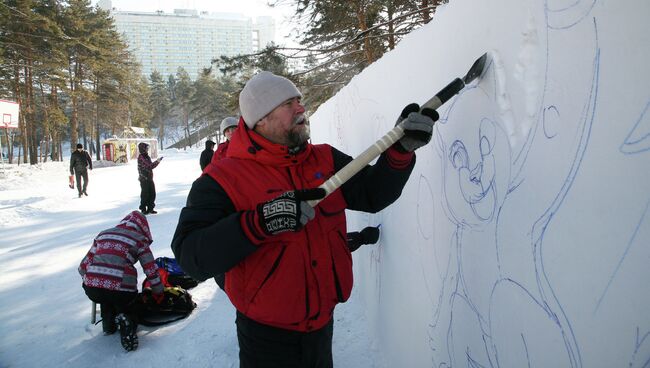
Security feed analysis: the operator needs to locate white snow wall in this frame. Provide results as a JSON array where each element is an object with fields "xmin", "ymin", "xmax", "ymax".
[{"xmin": 309, "ymin": 0, "xmax": 650, "ymax": 367}]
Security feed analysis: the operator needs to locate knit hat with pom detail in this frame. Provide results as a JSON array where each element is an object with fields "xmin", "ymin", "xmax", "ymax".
[{"xmin": 239, "ymin": 71, "xmax": 302, "ymax": 129}]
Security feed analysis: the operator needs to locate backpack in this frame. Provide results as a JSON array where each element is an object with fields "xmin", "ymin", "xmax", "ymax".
[
  {"xmin": 136, "ymin": 286, "xmax": 197, "ymax": 327},
  {"xmin": 155, "ymin": 257, "xmax": 200, "ymax": 290},
  {"xmin": 141, "ymin": 257, "xmax": 200, "ymax": 290}
]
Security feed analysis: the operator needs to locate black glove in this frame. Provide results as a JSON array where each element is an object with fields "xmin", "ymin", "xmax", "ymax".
[
  {"xmin": 395, "ymin": 103, "xmax": 439, "ymax": 152},
  {"xmin": 359, "ymin": 226, "xmax": 380, "ymax": 245},
  {"xmin": 256, "ymin": 188, "xmax": 326, "ymax": 236},
  {"xmin": 346, "ymin": 226, "xmax": 381, "ymax": 252}
]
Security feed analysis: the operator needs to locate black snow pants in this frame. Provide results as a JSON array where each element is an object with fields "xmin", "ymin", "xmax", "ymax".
[
  {"xmin": 83, "ymin": 284, "xmax": 142, "ymax": 333},
  {"xmin": 139, "ymin": 179, "xmax": 156, "ymax": 213},
  {"xmin": 236, "ymin": 311, "xmax": 334, "ymax": 368},
  {"xmin": 75, "ymin": 169, "xmax": 88, "ymax": 195}
]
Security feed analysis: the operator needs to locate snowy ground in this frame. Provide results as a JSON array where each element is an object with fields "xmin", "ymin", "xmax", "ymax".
[{"xmin": 0, "ymin": 148, "xmax": 385, "ymax": 367}]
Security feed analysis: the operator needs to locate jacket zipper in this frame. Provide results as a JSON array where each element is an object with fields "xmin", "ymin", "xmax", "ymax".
[{"xmin": 286, "ymin": 167, "xmax": 311, "ymax": 320}]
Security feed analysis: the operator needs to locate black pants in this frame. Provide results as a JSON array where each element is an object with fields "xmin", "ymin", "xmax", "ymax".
[
  {"xmin": 139, "ymin": 179, "xmax": 156, "ymax": 212},
  {"xmin": 236, "ymin": 312, "xmax": 334, "ymax": 368},
  {"xmin": 75, "ymin": 169, "xmax": 88, "ymax": 195},
  {"xmin": 83, "ymin": 285, "xmax": 141, "ymax": 322}
]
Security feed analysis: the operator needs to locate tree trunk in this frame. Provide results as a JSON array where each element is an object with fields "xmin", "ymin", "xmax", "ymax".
[
  {"xmin": 13, "ymin": 64, "xmax": 27, "ymax": 165},
  {"xmin": 94, "ymin": 80, "xmax": 101, "ymax": 161},
  {"xmin": 52, "ymin": 87, "xmax": 62, "ymax": 161},
  {"xmin": 158, "ymin": 116, "xmax": 165, "ymax": 150},
  {"xmin": 21, "ymin": 67, "xmax": 32, "ymax": 165},
  {"xmin": 39, "ymin": 83, "xmax": 49, "ymax": 163},
  {"xmin": 70, "ymin": 94, "xmax": 78, "ymax": 150},
  {"xmin": 25, "ymin": 57, "xmax": 38, "ymax": 165},
  {"xmin": 184, "ymin": 109, "xmax": 191, "ymax": 148},
  {"xmin": 8, "ymin": 130, "xmax": 14, "ymax": 162},
  {"xmin": 386, "ymin": 4, "xmax": 396, "ymax": 50},
  {"xmin": 420, "ymin": 0, "xmax": 432, "ymax": 23},
  {"xmin": 355, "ymin": 3, "xmax": 375, "ymax": 64},
  {"xmin": 3, "ymin": 129, "xmax": 11, "ymax": 163},
  {"xmin": 70, "ymin": 61, "xmax": 81, "ymax": 150}
]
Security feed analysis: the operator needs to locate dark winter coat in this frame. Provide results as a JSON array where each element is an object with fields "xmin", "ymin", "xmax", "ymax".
[
  {"xmin": 199, "ymin": 142, "xmax": 215, "ymax": 171},
  {"xmin": 171, "ymin": 120, "xmax": 416, "ymax": 332},
  {"xmin": 138, "ymin": 152, "xmax": 159, "ymax": 181},
  {"xmin": 69, "ymin": 149, "xmax": 92, "ymax": 175},
  {"xmin": 79, "ymin": 211, "xmax": 163, "ymax": 295}
]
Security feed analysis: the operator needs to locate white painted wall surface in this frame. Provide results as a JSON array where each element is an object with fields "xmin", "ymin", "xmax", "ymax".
[{"xmin": 310, "ymin": 0, "xmax": 650, "ymax": 366}]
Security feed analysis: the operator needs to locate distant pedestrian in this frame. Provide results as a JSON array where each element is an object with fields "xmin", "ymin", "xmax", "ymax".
[
  {"xmin": 79, "ymin": 210, "xmax": 165, "ymax": 352},
  {"xmin": 137, "ymin": 142, "xmax": 162, "ymax": 214},
  {"xmin": 69, "ymin": 143, "xmax": 92, "ymax": 198},
  {"xmin": 200, "ymin": 140, "xmax": 216, "ymax": 171},
  {"xmin": 213, "ymin": 116, "xmax": 238, "ymax": 162}
]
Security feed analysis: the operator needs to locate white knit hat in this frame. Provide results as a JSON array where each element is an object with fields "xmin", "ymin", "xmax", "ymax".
[
  {"xmin": 220, "ymin": 117, "xmax": 239, "ymax": 134},
  {"xmin": 239, "ymin": 71, "xmax": 302, "ymax": 129}
]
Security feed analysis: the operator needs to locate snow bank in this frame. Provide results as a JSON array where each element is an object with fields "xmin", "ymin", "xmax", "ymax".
[{"xmin": 310, "ymin": 0, "xmax": 650, "ymax": 366}]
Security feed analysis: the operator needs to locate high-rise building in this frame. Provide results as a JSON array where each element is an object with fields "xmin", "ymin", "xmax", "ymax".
[
  {"xmin": 100, "ymin": 2, "xmax": 276, "ymax": 79},
  {"xmin": 254, "ymin": 16, "xmax": 276, "ymax": 50}
]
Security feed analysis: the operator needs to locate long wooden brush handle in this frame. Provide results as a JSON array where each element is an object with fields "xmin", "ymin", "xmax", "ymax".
[{"xmin": 304, "ymin": 53, "xmax": 488, "ymax": 208}]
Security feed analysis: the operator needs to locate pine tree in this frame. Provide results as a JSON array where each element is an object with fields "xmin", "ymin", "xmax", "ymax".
[{"xmin": 149, "ymin": 71, "xmax": 170, "ymax": 150}]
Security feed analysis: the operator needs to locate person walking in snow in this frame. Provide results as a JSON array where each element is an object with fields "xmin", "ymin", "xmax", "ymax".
[
  {"xmin": 171, "ymin": 71, "xmax": 437, "ymax": 367},
  {"xmin": 69, "ymin": 143, "xmax": 92, "ymax": 198},
  {"xmin": 137, "ymin": 142, "xmax": 162, "ymax": 214},
  {"xmin": 200, "ymin": 139, "xmax": 216, "ymax": 171},
  {"xmin": 79, "ymin": 210, "xmax": 165, "ymax": 352},
  {"xmin": 212, "ymin": 116, "xmax": 238, "ymax": 163}
]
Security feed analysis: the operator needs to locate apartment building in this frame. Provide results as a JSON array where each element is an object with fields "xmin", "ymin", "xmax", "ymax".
[{"xmin": 100, "ymin": 2, "xmax": 276, "ymax": 79}]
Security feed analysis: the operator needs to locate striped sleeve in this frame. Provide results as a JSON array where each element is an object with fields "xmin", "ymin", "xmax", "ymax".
[
  {"xmin": 78, "ymin": 240, "xmax": 97, "ymax": 276},
  {"xmin": 138, "ymin": 245, "xmax": 163, "ymax": 294}
]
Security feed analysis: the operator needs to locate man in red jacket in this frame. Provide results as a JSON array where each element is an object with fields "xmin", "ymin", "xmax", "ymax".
[
  {"xmin": 171, "ymin": 71, "xmax": 437, "ymax": 367},
  {"xmin": 213, "ymin": 116, "xmax": 239, "ymax": 163}
]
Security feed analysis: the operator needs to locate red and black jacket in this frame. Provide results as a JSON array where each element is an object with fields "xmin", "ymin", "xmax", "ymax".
[
  {"xmin": 212, "ymin": 140, "xmax": 230, "ymax": 164},
  {"xmin": 171, "ymin": 119, "xmax": 415, "ymax": 331}
]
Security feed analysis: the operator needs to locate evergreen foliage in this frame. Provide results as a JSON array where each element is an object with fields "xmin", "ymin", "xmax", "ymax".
[
  {"xmin": 0, "ymin": 0, "xmax": 446, "ymax": 161},
  {"xmin": 215, "ymin": 0, "xmax": 449, "ymax": 112}
]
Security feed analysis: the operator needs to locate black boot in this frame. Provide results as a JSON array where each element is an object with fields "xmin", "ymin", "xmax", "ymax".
[{"xmin": 115, "ymin": 313, "xmax": 138, "ymax": 351}]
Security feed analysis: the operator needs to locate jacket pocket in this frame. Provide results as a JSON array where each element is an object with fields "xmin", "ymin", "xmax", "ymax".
[
  {"xmin": 248, "ymin": 245, "xmax": 286, "ymax": 303},
  {"xmin": 329, "ymin": 230, "xmax": 353, "ymax": 303},
  {"xmin": 245, "ymin": 244, "xmax": 308, "ymax": 325}
]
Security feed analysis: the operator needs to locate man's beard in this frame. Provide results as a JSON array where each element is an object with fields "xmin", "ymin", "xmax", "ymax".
[{"xmin": 287, "ymin": 115, "xmax": 310, "ymax": 148}]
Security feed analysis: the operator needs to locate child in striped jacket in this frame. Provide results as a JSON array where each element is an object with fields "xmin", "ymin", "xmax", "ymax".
[{"xmin": 79, "ymin": 210, "xmax": 164, "ymax": 351}]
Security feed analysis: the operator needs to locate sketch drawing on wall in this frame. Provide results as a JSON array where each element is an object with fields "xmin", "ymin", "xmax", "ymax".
[
  {"xmin": 426, "ymin": 1, "xmax": 600, "ymax": 366},
  {"xmin": 619, "ymin": 101, "xmax": 650, "ymax": 155},
  {"xmin": 308, "ymin": 0, "xmax": 649, "ymax": 365}
]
